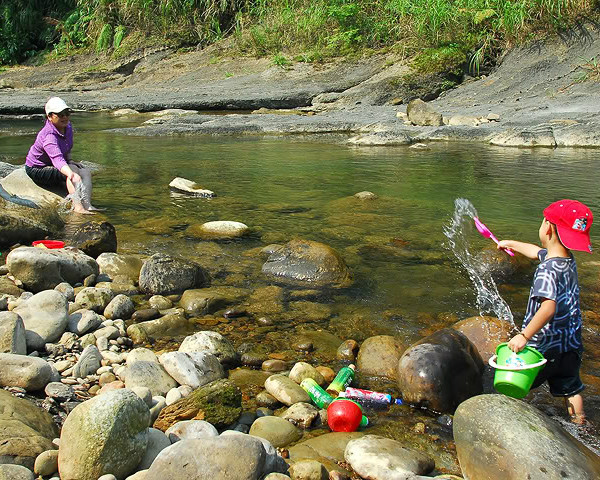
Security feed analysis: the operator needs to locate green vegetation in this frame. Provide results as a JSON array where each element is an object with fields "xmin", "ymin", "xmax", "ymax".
[
  {"xmin": 1, "ymin": 0, "xmax": 597, "ymax": 71},
  {"xmin": 0, "ymin": 0, "xmax": 75, "ymax": 64}
]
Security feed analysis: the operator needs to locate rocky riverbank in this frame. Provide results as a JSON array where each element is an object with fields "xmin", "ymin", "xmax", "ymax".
[
  {"xmin": 2, "ymin": 25, "xmax": 600, "ymax": 148},
  {"xmin": 0, "ymin": 173, "xmax": 599, "ymax": 479}
]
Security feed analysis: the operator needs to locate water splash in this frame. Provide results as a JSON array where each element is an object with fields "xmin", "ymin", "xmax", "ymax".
[
  {"xmin": 444, "ymin": 198, "xmax": 514, "ymax": 324},
  {"xmin": 59, "ymin": 181, "xmax": 87, "ymax": 213}
]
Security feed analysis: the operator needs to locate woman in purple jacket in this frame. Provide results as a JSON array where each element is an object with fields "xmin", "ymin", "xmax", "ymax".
[{"xmin": 25, "ymin": 97, "xmax": 99, "ymax": 214}]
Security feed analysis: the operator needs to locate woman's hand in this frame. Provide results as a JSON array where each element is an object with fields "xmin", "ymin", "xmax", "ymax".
[
  {"xmin": 69, "ymin": 172, "xmax": 82, "ymax": 184},
  {"xmin": 507, "ymin": 333, "xmax": 528, "ymax": 353}
]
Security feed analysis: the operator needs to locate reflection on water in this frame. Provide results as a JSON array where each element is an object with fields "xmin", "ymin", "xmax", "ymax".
[{"xmin": 2, "ymin": 112, "xmax": 600, "ymax": 437}]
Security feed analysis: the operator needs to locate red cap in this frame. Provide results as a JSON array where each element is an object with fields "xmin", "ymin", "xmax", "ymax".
[{"xmin": 543, "ymin": 200, "xmax": 593, "ymax": 253}]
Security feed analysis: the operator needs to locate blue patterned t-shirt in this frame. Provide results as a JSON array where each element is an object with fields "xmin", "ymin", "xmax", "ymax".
[{"xmin": 523, "ymin": 249, "xmax": 583, "ymax": 354}]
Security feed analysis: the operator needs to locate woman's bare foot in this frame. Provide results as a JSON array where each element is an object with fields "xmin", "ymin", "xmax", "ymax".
[
  {"xmin": 87, "ymin": 205, "xmax": 106, "ymax": 211},
  {"xmin": 570, "ymin": 413, "xmax": 586, "ymax": 425},
  {"xmin": 72, "ymin": 206, "xmax": 96, "ymax": 215}
]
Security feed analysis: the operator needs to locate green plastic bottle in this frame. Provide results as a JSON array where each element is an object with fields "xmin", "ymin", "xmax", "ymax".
[
  {"xmin": 300, "ymin": 378, "xmax": 334, "ymax": 408},
  {"xmin": 326, "ymin": 364, "xmax": 355, "ymax": 396}
]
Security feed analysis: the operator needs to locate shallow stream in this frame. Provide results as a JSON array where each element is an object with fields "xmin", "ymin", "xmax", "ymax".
[{"xmin": 2, "ymin": 112, "xmax": 600, "ymax": 464}]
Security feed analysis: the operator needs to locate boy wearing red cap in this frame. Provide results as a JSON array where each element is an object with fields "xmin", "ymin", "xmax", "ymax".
[{"xmin": 498, "ymin": 199, "xmax": 593, "ymax": 424}]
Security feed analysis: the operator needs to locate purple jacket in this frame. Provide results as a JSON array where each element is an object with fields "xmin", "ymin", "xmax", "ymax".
[{"xmin": 25, "ymin": 120, "xmax": 73, "ymax": 170}]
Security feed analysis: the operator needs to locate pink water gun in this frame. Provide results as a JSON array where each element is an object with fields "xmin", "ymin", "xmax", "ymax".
[{"xmin": 474, "ymin": 217, "xmax": 515, "ymax": 256}]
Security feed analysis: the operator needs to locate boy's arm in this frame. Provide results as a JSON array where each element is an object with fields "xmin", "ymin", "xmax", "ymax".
[
  {"xmin": 497, "ymin": 240, "xmax": 542, "ymax": 260},
  {"xmin": 507, "ymin": 298, "xmax": 556, "ymax": 352}
]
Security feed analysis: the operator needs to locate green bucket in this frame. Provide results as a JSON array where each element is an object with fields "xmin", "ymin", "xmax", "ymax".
[{"xmin": 489, "ymin": 343, "xmax": 547, "ymax": 399}]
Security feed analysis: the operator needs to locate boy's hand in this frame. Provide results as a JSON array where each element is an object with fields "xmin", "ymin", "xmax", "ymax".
[
  {"xmin": 497, "ymin": 240, "xmax": 512, "ymax": 250},
  {"xmin": 507, "ymin": 333, "xmax": 528, "ymax": 353}
]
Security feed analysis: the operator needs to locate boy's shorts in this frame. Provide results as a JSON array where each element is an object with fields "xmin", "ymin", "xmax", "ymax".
[{"xmin": 531, "ymin": 349, "xmax": 584, "ymax": 397}]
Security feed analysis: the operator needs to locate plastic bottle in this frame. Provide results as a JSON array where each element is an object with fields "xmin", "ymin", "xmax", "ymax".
[
  {"xmin": 300, "ymin": 378, "xmax": 334, "ymax": 408},
  {"xmin": 326, "ymin": 364, "xmax": 355, "ymax": 396},
  {"xmin": 340, "ymin": 387, "xmax": 403, "ymax": 408}
]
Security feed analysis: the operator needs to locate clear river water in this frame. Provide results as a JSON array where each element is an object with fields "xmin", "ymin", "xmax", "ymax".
[{"xmin": 2, "ymin": 112, "xmax": 600, "ymax": 458}]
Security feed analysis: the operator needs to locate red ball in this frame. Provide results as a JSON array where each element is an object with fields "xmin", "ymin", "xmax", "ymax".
[{"xmin": 327, "ymin": 399, "xmax": 363, "ymax": 432}]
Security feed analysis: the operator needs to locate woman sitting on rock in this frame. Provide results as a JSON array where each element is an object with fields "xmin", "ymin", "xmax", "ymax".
[{"xmin": 25, "ymin": 96, "xmax": 99, "ymax": 214}]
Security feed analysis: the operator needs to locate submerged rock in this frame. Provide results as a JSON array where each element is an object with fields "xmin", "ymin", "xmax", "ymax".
[
  {"xmin": 262, "ymin": 239, "xmax": 353, "ymax": 288},
  {"xmin": 454, "ymin": 394, "xmax": 600, "ymax": 479},
  {"xmin": 397, "ymin": 328, "xmax": 484, "ymax": 413},
  {"xmin": 139, "ymin": 254, "xmax": 209, "ymax": 295},
  {"xmin": 169, "ymin": 177, "xmax": 215, "ymax": 197},
  {"xmin": 188, "ymin": 221, "xmax": 249, "ymax": 240},
  {"xmin": 68, "ymin": 221, "xmax": 117, "ymax": 258},
  {"xmin": 356, "ymin": 335, "xmax": 406, "ymax": 380}
]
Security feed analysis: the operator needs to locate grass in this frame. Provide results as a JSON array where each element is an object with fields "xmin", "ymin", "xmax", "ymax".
[
  {"xmin": 576, "ymin": 56, "xmax": 600, "ymax": 82},
  {"xmin": 2, "ymin": 0, "xmax": 597, "ymax": 72}
]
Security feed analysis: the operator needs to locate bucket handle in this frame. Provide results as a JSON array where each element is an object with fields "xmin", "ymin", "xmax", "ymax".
[{"xmin": 489, "ymin": 355, "xmax": 547, "ymax": 371}]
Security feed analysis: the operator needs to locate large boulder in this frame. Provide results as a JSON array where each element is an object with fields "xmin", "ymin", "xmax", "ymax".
[
  {"xmin": 0, "ymin": 312, "xmax": 27, "ymax": 354},
  {"xmin": 146, "ymin": 434, "xmax": 266, "ymax": 479},
  {"xmin": 58, "ymin": 389, "xmax": 150, "ymax": 480},
  {"xmin": 96, "ymin": 252, "xmax": 143, "ymax": 283},
  {"xmin": 13, "ymin": 290, "xmax": 69, "ymax": 351},
  {"xmin": 397, "ymin": 328, "xmax": 484, "ymax": 413},
  {"xmin": 356, "ymin": 335, "xmax": 407, "ymax": 380},
  {"xmin": 454, "ymin": 394, "xmax": 600, "ymax": 479},
  {"xmin": 0, "ymin": 168, "xmax": 62, "ymax": 207},
  {"xmin": 0, "ymin": 389, "xmax": 59, "ymax": 469},
  {"xmin": 68, "ymin": 221, "xmax": 117, "ymax": 258},
  {"xmin": 452, "ymin": 315, "xmax": 512, "ymax": 361},
  {"xmin": 406, "ymin": 99, "xmax": 444, "ymax": 126},
  {"xmin": 0, "ymin": 198, "xmax": 63, "ymax": 248},
  {"xmin": 139, "ymin": 254, "xmax": 209, "ymax": 295},
  {"xmin": 0, "ymin": 353, "xmax": 54, "ymax": 391},
  {"xmin": 262, "ymin": 239, "xmax": 353, "ymax": 288},
  {"xmin": 6, "ymin": 247, "xmax": 98, "ymax": 293},
  {"xmin": 153, "ymin": 379, "xmax": 242, "ymax": 431}
]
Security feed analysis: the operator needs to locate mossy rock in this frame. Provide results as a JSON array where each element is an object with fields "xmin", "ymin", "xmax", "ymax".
[{"xmin": 153, "ymin": 378, "xmax": 242, "ymax": 431}]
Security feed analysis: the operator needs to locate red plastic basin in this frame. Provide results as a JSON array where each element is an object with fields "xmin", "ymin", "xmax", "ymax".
[{"xmin": 32, "ymin": 240, "xmax": 65, "ymax": 249}]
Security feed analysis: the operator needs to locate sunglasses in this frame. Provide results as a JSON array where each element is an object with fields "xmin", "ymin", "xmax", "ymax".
[{"xmin": 52, "ymin": 111, "xmax": 71, "ymax": 118}]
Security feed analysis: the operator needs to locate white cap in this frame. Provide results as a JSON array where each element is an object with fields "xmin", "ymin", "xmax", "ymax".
[{"xmin": 45, "ymin": 97, "xmax": 70, "ymax": 115}]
